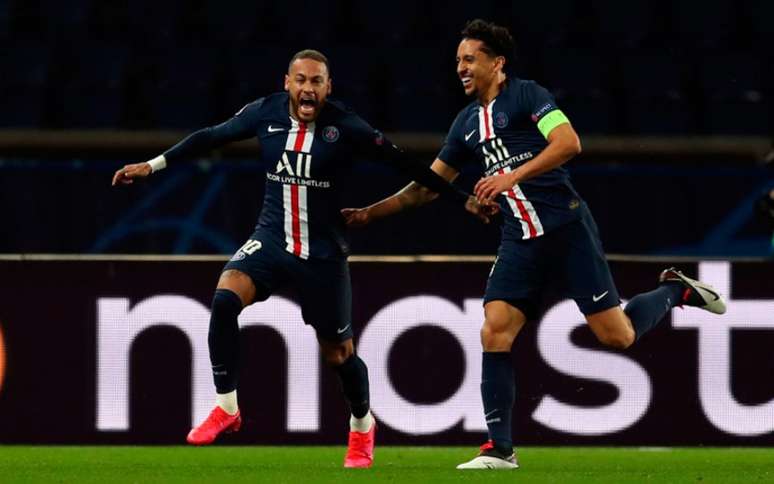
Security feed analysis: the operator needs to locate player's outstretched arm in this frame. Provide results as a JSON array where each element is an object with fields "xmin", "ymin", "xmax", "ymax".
[
  {"xmin": 342, "ymin": 158, "xmax": 498, "ymax": 226},
  {"xmin": 111, "ymin": 99, "xmax": 263, "ymax": 187},
  {"xmin": 111, "ymin": 155, "xmax": 166, "ymax": 185}
]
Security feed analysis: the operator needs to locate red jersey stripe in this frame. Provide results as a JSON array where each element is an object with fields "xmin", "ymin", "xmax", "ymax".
[
  {"xmin": 290, "ymin": 184, "xmax": 302, "ymax": 255},
  {"xmin": 294, "ymin": 122, "xmax": 307, "ymax": 152},
  {"xmin": 498, "ymin": 169, "xmax": 538, "ymax": 238}
]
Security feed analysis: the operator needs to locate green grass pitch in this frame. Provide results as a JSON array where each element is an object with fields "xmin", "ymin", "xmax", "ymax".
[{"xmin": 1, "ymin": 446, "xmax": 772, "ymax": 483}]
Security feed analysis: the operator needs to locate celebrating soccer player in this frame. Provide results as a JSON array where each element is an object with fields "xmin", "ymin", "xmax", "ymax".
[
  {"xmin": 112, "ymin": 49, "xmax": 492, "ymax": 468},
  {"xmin": 343, "ymin": 20, "xmax": 727, "ymax": 469}
]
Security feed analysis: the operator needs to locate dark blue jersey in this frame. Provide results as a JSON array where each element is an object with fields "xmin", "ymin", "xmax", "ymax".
[
  {"xmin": 438, "ymin": 79, "xmax": 583, "ymax": 242},
  {"xmin": 164, "ymin": 92, "xmax": 466, "ymax": 260}
]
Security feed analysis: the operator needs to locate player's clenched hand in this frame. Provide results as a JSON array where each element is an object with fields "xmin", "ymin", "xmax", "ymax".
[
  {"xmin": 474, "ymin": 172, "xmax": 516, "ymax": 203},
  {"xmin": 112, "ymin": 162, "xmax": 152, "ymax": 186},
  {"xmin": 341, "ymin": 207, "xmax": 371, "ymax": 227},
  {"xmin": 465, "ymin": 195, "xmax": 500, "ymax": 224}
]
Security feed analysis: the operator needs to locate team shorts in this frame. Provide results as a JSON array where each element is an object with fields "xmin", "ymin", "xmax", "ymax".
[
  {"xmin": 223, "ymin": 231, "xmax": 353, "ymax": 342},
  {"xmin": 484, "ymin": 205, "xmax": 620, "ymax": 318}
]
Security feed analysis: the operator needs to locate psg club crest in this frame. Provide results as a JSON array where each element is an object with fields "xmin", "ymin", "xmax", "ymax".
[
  {"xmin": 323, "ymin": 126, "xmax": 340, "ymax": 143},
  {"xmin": 495, "ymin": 111, "xmax": 509, "ymax": 128}
]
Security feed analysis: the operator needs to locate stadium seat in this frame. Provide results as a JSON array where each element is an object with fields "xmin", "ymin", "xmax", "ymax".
[
  {"xmin": 670, "ymin": 0, "xmax": 738, "ymax": 49},
  {"xmin": 40, "ymin": 0, "xmax": 92, "ymax": 39},
  {"xmin": 223, "ymin": 46, "xmax": 296, "ymax": 119},
  {"xmin": 619, "ymin": 50, "xmax": 693, "ymax": 134},
  {"xmin": 380, "ymin": 47, "xmax": 457, "ymax": 132},
  {"xmin": 320, "ymin": 47, "xmax": 377, "ymax": 123},
  {"xmin": 699, "ymin": 53, "xmax": 769, "ymax": 135},
  {"xmin": 742, "ymin": 0, "xmax": 774, "ymax": 48},
  {"xmin": 426, "ymin": 0, "xmax": 498, "ymax": 46},
  {"xmin": 510, "ymin": 0, "xmax": 573, "ymax": 49},
  {"xmin": 589, "ymin": 0, "xmax": 654, "ymax": 49},
  {"xmin": 0, "ymin": 46, "xmax": 50, "ymax": 127},
  {"xmin": 542, "ymin": 49, "xmax": 615, "ymax": 134},
  {"xmin": 0, "ymin": 1, "xmax": 9, "ymax": 37},
  {"xmin": 202, "ymin": 0, "xmax": 291, "ymax": 47},
  {"xmin": 53, "ymin": 45, "xmax": 128, "ymax": 128},
  {"xmin": 7, "ymin": 0, "xmax": 48, "ymax": 40},
  {"xmin": 355, "ymin": 0, "xmax": 423, "ymax": 47},
  {"xmin": 126, "ymin": 0, "xmax": 187, "ymax": 47},
  {"xmin": 142, "ymin": 47, "xmax": 220, "ymax": 129}
]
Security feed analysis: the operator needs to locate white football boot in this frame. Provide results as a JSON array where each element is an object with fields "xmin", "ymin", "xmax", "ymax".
[
  {"xmin": 456, "ymin": 441, "xmax": 519, "ymax": 470},
  {"xmin": 659, "ymin": 267, "xmax": 727, "ymax": 314}
]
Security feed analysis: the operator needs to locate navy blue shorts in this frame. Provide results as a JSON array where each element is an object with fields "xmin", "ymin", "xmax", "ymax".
[
  {"xmin": 484, "ymin": 206, "xmax": 620, "ymax": 318},
  {"xmin": 223, "ymin": 231, "xmax": 353, "ymax": 342}
]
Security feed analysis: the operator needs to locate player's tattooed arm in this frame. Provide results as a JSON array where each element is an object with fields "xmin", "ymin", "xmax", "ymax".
[{"xmin": 342, "ymin": 159, "xmax": 498, "ymax": 226}]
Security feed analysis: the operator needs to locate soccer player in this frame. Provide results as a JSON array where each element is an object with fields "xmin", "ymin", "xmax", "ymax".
[
  {"xmin": 342, "ymin": 20, "xmax": 727, "ymax": 469},
  {"xmin": 112, "ymin": 49, "xmax": 493, "ymax": 468}
]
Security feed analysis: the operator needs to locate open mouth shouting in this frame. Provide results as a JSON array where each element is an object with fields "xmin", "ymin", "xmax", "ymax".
[{"xmin": 297, "ymin": 93, "xmax": 319, "ymax": 120}]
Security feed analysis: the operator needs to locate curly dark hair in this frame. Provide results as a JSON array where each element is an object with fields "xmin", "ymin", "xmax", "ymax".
[{"xmin": 461, "ymin": 19, "xmax": 514, "ymax": 63}]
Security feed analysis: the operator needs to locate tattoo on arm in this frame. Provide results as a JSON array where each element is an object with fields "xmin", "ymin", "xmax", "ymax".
[{"xmin": 396, "ymin": 182, "xmax": 438, "ymax": 209}]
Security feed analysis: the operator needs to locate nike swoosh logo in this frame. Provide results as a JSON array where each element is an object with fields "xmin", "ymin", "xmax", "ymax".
[
  {"xmin": 268, "ymin": 125, "xmax": 284, "ymax": 133},
  {"xmin": 592, "ymin": 291, "xmax": 609, "ymax": 302},
  {"xmin": 465, "ymin": 130, "xmax": 477, "ymax": 141},
  {"xmin": 484, "ymin": 409, "xmax": 498, "ymax": 418},
  {"xmin": 337, "ymin": 324, "xmax": 351, "ymax": 334}
]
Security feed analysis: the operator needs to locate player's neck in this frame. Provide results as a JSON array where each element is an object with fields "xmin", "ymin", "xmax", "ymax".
[{"xmin": 478, "ymin": 75, "xmax": 506, "ymax": 106}]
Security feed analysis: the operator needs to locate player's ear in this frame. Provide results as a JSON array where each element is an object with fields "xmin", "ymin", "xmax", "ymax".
[
  {"xmin": 284, "ymin": 74, "xmax": 290, "ymax": 92},
  {"xmin": 494, "ymin": 56, "xmax": 506, "ymax": 73},
  {"xmin": 327, "ymin": 78, "xmax": 332, "ymax": 96}
]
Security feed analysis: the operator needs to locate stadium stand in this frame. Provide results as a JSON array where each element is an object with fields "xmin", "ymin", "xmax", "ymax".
[{"xmin": 0, "ymin": 0, "xmax": 771, "ymax": 134}]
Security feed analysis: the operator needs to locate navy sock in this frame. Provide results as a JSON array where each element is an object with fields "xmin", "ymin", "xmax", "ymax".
[
  {"xmin": 208, "ymin": 289, "xmax": 243, "ymax": 393},
  {"xmin": 624, "ymin": 282, "xmax": 683, "ymax": 340},
  {"xmin": 334, "ymin": 354, "xmax": 370, "ymax": 418},
  {"xmin": 481, "ymin": 352, "xmax": 514, "ymax": 454}
]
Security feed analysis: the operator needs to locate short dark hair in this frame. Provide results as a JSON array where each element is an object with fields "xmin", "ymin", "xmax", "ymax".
[
  {"xmin": 288, "ymin": 49, "xmax": 330, "ymax": 74},
  {"xmin": 461, "ymin": 19, "xmax": 514, "ymax": 63}
]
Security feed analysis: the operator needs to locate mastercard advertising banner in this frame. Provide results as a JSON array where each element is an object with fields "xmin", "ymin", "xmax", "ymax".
[{"xmin": 0, "ymin": 257, "xmax": 772, "ymax": 445}]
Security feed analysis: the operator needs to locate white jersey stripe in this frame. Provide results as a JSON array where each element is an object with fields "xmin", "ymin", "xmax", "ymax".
[
  {"xmin": 497, "ymin": 168, "xmax": 529, "ymax": 237},
  {"xmin": 298, "ymin": 185, "xmax": 310, "ymax": 259},
  {"xmin": 284, "ymin": 117, "xmax": 316, "ymax": 153},
  {"xmin": 283, "ymin": 185, "xmax": 295, "ymax": 251},
  {"xmin": 478, "ymin": 106, "xmax": 487, "ymax": 144},
  {"xmin": 511, "ymin": 183, "xmax": 545, "ymax": 237},
  {"xmin": 285, "ymin": 118, "xmax": 299, "ymax": 151},
  {"xmin": 301, "ymin": 123, "xmax": 315, "ymax": 152},
  {"xmin": 478, "ymin": 99, "xmax": 496, "ymax": 143},
  {"xmin": 282, "ymin": 117, "xmax": 316, "ymax": 258},
  {"xmin": 500, "ymin": 167, "xmax": 545, "ymax": 239}
]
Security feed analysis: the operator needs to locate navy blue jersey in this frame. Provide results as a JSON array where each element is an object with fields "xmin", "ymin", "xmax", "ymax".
[
  {"xmin": 438, "ymin": 79, "xmax": 583, "ymax": 242},
  {"xmin": 164, "ymin": 92, "xmax": 465, "ymax": 260}
]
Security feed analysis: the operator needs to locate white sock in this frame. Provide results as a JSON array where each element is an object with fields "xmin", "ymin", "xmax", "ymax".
[
  {"xmin": 349, "ymin": 411, "xmax": 373, "ymax": 433},
  {"xmin": 216, "ymin": 390, "xmax": 238, "ymax": 415}
]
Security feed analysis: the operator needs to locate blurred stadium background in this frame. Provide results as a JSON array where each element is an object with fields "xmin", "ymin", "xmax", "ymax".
[{"xmin": 1, "ymin": 0, "xmax": 773, "ymax": 481}]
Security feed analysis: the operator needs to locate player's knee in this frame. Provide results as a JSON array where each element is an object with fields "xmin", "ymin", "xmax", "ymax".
[
  {"xmin": 321, "ymin": 343, "xmax": 353, "ymax": 366},
  {"xmin": 596, "ymin": 327, "xmax": 635, "ymax": 350},
  {"xmin": 480, "ymin": 320, "xmax": 514, "ymax": 351},
  {"xmin": 210, "ymin": 289, "xmax": 243, "ymax": 318}
]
